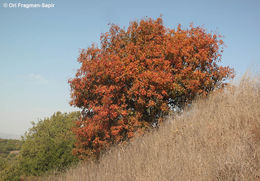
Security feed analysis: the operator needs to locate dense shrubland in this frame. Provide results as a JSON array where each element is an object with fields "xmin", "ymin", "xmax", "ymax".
[
  {"xmin": 0, "ymin": 139, "xmax": 21, "ymax": 159},
  {"xmin": 0, "ymin": 139, "xmax": 22, "ymax": 180}
]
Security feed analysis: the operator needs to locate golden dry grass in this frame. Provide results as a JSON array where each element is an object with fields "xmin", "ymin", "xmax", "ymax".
[{"xmin": 44, "ymin": 74, "xmax": 260, "ymax": 181}]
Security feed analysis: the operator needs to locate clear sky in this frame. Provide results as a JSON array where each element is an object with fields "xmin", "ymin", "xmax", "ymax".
[{"xmin": 0, "ymin": 0, "xmax": 259, "ymax": 135}]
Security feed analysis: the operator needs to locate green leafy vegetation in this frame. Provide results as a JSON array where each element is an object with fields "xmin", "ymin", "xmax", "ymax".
[
  {"xmin": 0, "ymin": 139, "xmax": 22, "ymax": 181},
  {"xmin": 0, "ymin": 111, "xmax": 80, "ymax": 181},
  {"xmin": 0, "ymin": 139, "xmax": 21, "ymax": 159}
]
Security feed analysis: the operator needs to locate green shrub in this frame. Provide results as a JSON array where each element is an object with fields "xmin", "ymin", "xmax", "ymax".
[
  {"xmin": 0, "ymin": 111, "xmax": 80, "ymax": 180},
  {"xmin": 19, "ymin": 111, "xmax": 80, "ymax": 176}
]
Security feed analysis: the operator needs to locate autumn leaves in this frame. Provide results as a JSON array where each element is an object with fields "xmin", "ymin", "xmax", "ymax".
[{"xmin": 69, "ymin": 17, "xmax": 234, "ymax": 159}]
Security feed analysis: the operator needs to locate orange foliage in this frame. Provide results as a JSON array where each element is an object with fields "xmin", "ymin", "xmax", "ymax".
[{"xmin": 69, "ymin": 17, "xmax": 234, "ymax": 159}]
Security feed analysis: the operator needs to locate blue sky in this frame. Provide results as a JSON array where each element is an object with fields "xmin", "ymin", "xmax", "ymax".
[{"xmin": 0, "ymin": 0, "xmax": 259, "ymax": 135}]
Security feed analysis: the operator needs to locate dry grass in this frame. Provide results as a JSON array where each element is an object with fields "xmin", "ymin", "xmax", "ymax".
[{"xmin": 44, "ymin": 74, "xmax": 260, "ymax": 181}]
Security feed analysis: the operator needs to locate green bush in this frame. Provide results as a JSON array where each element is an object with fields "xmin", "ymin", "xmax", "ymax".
[
  {"xmin": 0, "ymin": 160, "xmax": 21, "ymax": 181},
  {"xmin": 19, "ymin": 111, "xmax": 80, "ymax": 176},
  {"xmin": 0, "ymin": 111, "xmax": 80, "ymax": 180}
]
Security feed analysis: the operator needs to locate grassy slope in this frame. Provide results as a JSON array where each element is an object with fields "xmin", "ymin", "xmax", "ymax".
[{"xmin": 45, "ymin": 75, "xmax": 260, "ymax": 181}]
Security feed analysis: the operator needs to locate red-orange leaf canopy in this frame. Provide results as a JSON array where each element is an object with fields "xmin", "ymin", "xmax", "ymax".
[{"xmin": 69, "ymin": 17, "xmax": 234, "ymax": 159}]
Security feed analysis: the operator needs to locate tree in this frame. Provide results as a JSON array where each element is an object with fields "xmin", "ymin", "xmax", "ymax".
[
  {"xmin": 69, "ymin": 17, "xmax": 234, "ymax": 159},
  {"xmin": 18, "ymin": 111, "xmax": 80, "ymax": 176}
]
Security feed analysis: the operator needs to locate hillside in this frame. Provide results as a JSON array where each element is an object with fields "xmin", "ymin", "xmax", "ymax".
[
  {"xmin": 0, "ymin": 139, "xmax": 21, "ymax": 159},
  {"xmin": 0, "ymin": 138, "xmax": 22, "ymax": 180},
  {"xmin": 0, "ymin": 133, "xmax": 22, "ymax": 140},
  {"xmin": 44, "ymin": 75, "xmax": 260, "ymax": 181}
]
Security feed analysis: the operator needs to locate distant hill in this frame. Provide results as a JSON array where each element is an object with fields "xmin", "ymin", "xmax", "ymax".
[
  {"xmin": 0, "ymin": 132, "xmax": 22, "ymax": 140},
  {"xmin": 0, "ymin": 138, "xmax": 22, "ymax": 159}
]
